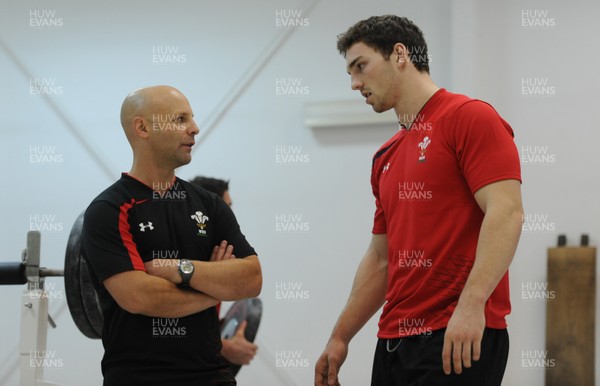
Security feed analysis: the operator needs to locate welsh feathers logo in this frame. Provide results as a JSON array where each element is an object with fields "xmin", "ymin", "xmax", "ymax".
[
  {"xmin": 418, "ymin": 136, "xmax": 431, "ymax": 162},
  {"xmin": 191, "ymin": 211, "xmax": 209, "ymax": 236}
]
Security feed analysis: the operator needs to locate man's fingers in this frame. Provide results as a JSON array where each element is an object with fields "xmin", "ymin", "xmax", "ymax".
[
  {"xmin": 315, "ymin": 341, "xmax": 346, "ymax": 386},
  {"xmin": 441, "ymin": 336, "xmax": 452, "ymax": 375},
  {"xmin": 216, "ymin": 240, "xmax": 227, "ymax": 259},
  {"xmin": 225, "ymin": 244, "xmax": 234, "ymax": 259},
  {"xmin": 452, "ymin": 340, "xmax": 463, "ymax": 374},
  {"xmin": 314, "ymin": 354, "xmax": 339, "ymax": 386},
  {"xmin": 472, "ymin": 338, "xmax": 481, "ymax": 362},
  {"xmin": 210, "ymin": 244, "xmax": 221, "ymax": 261},
  {"xmin": 326, "ymin": 357, "xmax": 339, "ymax": 386},
  {"xmin": 314, "ymin": 357, "xmax": 327, "ymax": 386},
  {"xmin": 210, "ymin": 240, "xmax": 232, "ymax": 261},
  {"xmin": 236, "ymin": 320, "xmax": 248, "ymax": 336},
  {"xmin": 462, "ymin": 340, "xmax": 472, "ymax": 369}
]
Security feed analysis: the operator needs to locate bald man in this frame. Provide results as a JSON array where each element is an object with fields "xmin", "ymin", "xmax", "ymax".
[{"xmin": 81, "ymin": 85, "xmax": 262, "ymax": 386}]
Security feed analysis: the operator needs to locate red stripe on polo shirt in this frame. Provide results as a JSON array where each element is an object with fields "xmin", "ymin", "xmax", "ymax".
[{"xmin": 118, "ymin": 199, "xmax": 148, "ymax": 271}]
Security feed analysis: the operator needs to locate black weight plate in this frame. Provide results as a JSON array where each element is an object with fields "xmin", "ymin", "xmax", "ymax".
[
  {"xmin": 64, "ymin": 212, "xmax": 103, "ymax": 339},
  {"xmin": 79, "ymin": 254, "xmax": 103, "ymax": 337},
  {"xmin": 220, "ymin": 298, "xmax": 263, "ymax": 376}
]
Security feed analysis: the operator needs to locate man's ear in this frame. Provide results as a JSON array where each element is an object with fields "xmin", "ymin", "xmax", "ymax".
[
  {"xmin": 393, "ymin": 43, "xmax": 410, "ymax": 67},
  {"xmin": 133, "ymin": 116, "xmax": 150, "ymax": 139}
]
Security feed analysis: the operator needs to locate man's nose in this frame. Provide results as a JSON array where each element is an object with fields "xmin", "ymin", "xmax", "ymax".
[
  {"xmin": 351, "ymin": 77, "xmax": 363, "ymax": 91},
  {"xmin": 188, "ymin": 119, "xmax": 199, "ymax": 135}
]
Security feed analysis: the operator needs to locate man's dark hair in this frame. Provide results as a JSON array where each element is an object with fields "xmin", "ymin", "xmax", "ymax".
[
  {"xmin": 191, "ymin": 176, "xmax": 229, "ymax": 198},
  {"xmin": 337, "ymin": 15, "xmax": 430, "ymax": 73}
]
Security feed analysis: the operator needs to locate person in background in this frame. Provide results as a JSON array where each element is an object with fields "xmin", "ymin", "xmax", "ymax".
[{"xmin": 192, "ymin": 177, "xmax": 233, "ymax": 206}]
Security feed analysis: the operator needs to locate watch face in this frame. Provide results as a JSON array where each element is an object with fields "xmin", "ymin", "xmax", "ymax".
[{"xmin": 180, "ymin": 260, "xmax": 194, "ymax": 274}]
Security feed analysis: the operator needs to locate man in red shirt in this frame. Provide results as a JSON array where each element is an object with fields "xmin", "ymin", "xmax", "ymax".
[{"xmin": 315, "ymin": 15, "xmax": 523, "ymax": 386}]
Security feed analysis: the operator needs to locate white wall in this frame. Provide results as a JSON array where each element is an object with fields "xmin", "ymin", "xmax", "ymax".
[
  {"xmin": 466, "ymin": 1, "xmax": 600, "ymax": 385},
  {"xmin": 452, "ymin": 1, "xmax": 600, "ymax": 384},
  {"xmin": 0, "ymin": 0, "xmax": 597, "ymax": 385}
]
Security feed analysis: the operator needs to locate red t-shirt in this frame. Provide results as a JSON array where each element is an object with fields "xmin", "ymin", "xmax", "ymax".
[{"xmin": 371, "ymin": 89, "xmax": 521, "ymax": 338}]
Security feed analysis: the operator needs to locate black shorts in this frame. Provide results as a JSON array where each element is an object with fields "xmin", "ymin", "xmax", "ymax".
[{"xmin": 371, "ymin": 328, "xmax": 509, "ymax": 386}]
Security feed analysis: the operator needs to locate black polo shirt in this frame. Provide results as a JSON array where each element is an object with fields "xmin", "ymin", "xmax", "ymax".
[{"xmin": 82, "ymin": 173, "xmax": 256, "ymax": 385}]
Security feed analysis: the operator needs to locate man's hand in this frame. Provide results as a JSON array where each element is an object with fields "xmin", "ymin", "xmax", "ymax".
[
  {"xmin": 315, "ymin": 338, "xmax": 347, "ymax": 386},
  {"xmin": 442, "ymin": 302, "xmax": 485, "ymax": 375},
  {"xmin": 211, "ymin": 240, "xmax": 235, "ymax": 261},
  {"xmin": 221, "ymin": 321, "xmax": 258, "ymax": 365}
]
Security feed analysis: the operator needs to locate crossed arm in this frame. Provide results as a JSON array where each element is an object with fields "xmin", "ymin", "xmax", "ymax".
[{"xmin": 103, "ymin": 241, "xmax": 262, "ymax": 318}]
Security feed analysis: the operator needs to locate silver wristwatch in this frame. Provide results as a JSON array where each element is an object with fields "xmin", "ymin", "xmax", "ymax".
[{"xmin": 178, "ymin": 259, "xmax": 195, "ymax": 286}]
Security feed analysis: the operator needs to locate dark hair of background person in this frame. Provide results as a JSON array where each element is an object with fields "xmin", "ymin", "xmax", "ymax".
[{"xmin": 191, "ymin": 176, "xmax": 229, "ymax": 198}]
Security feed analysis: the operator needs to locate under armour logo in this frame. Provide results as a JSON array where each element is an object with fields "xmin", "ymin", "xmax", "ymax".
[
  {"xmin": 139, "ymin": 222, "xmax": 154, "ymax": 232},
  {"xmin": 383, "ymin": 163, "xmax": 390, "ymax": 173}
]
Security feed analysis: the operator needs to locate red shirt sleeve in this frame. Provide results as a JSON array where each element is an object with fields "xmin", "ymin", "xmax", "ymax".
[{"xmin": 450, "ymin": 100, "xmax": 522, "ymax": 194}]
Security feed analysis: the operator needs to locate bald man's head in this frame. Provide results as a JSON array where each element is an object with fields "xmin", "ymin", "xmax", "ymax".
[
  {"xmin": 119, "ymin": 85, "xmax": 188, "ymax": 136},
  {"xmin": 118, "ymin": 85, "xmax": 199, "ymax": 169}
]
